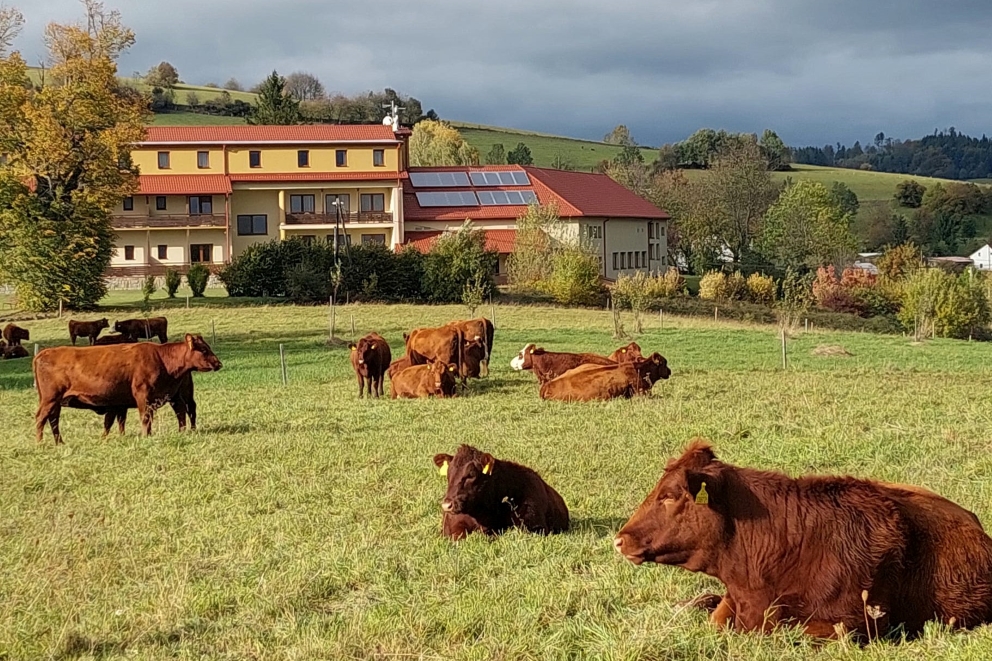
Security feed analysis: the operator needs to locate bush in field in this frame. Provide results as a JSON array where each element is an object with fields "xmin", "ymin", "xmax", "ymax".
[
  {"xmin": 613, "ymin": 269, "xmax": 687, "ymax": 332},
  {"xmin": 745, "ymin": 273, "xmax": 777, "ymax": 305},
  {"xmin": 725, "ymin": 271, "xmax": 748, "ymax": 301},
  {"xmin": 649, "ymin": 268, "xmax": 686, "ymax": 299},
  {"xmin": 876, "ymin": 242, "xmax": 924, "ymax": 281},
  {"xmin": 164, "ymin": 269, "xmax": 181, "ymax": 298},
  {"xmin": 813, "ymin": 265, "xmax": 900, "ymax": 317},
  {"xmin": 899, "ymin": 268, "xmax": 989, "ymax": 339},
  {"xmin": 698, "ymin": 270, "xmax": 728, "ymax": 301},
  {"xmin": 187, "ymin": 264, "xmax": 210, "ymax": 298},
  {"xmin": 285, "ymin": 258, "xmax": 331, "ymax": 304},
  {"xmin": 421, "ymin": 222, "xmax": 498, "ymax": 304},
  {"xmin": 542, "ymin": 245, "xmax": 602, "ymax": 306}
]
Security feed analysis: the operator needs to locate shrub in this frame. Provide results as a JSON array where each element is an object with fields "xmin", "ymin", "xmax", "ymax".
[
  {"xmin": 285, "ymin": 257, "xmax": 331, "ymax": 304},
  {"xmin": 164, "ymin": 269, "xmax": 181, "ymax": 298},
  {"xmin": 141, "ymin": 274, "xmax": 157, "ymax": 300},
  {"xmin": 421, "ymin": 222, "xmax": 497, "ymax": 304},
  {"xmin": 725, "ymin": 271, "xmax": 747, "ymax": 301},
  {"xmin": 541, "ymin": 245, "xmax": 602, "ymax": 306},
  {"xmin": 612, "ymin": 271, "xmax": 653, "ymax": 333},
  {"xmin": 899, "ymin": 268, "xmax": 989, "ymax": 339},
  {"xmin": 745, "ymin": 273, "xmax": 777, "ymax": 305},
  {"xmin": 876, "ymin": 243, "xmax": 924, "ymax": 280},
  {"xmin": 698, "ymin": 271, "xmax": 728, "ymax": 301},
  {"xmin": 651, "ymin": 268, "xmax": 686, "ymax": 298},
  {"xmin": 187, "ymin": 264, "xmax": 210, "ymax": 297}
]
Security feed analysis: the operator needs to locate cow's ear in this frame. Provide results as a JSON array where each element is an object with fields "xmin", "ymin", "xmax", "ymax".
[
  {"xmin": 481, "ymin": 453, "xmax": 495, "ymax": 475},
  {"xmin": 686, "ymin": 471, "xmax": 718, "ymax": 506},
  {"xmin": 433, "ymin": 453, "xmax": 453, "ymax": 470},
  {"xmin": 185, "ymin": 333, "xmax": 194, "ymax": 349}
]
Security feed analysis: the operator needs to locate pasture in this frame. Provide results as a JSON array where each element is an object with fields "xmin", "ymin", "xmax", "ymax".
[{"xmin": 3, "ymin": 300, "xmax": 992, "ymax": 659}]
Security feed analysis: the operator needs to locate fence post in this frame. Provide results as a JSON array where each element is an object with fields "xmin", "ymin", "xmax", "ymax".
[
  {"xmin": 714, "ymin": 307, "xmax": 718, "ymax": 321},
  {"xmin": 330, "ymin": 299, "xmax": 336, "ymax": 340},
  {"xmin": 491, "ymin": 304, "xmax": 496, "ymax": 330},
  {"xmin": 351, "ymin": 313, "xmax": 356, "ymax": 340},
  {"xmin": 32, "ymin": 343, "xmax": 39, "ymax": 389},
  {"xmin": 211, "ymin": 319, "xmax": 216, "ymax": 346},
  {"xmin": 659, "ymin": 308, "xmax": 663, "ymax": 329},
  {"xmin": 781, "ymin": 328, "xmax": 788, "ymax": 370},
  {"xmin": 279, "ymin": 344, "xmax": 288, "ymax": 386},
  {"xmin": 186, "ymin": 295, "xmax": 190, "ymax": 309}
]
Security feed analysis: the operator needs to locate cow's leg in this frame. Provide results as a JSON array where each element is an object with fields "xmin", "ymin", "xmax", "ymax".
[
  {"xmin": 116, "ymin": 411, "xmax": 126, "ymax": 435},
  {"xmin": 47, "ymin": 402, "xmax": 64, "ymax": 445},
  {"xmin": 102, "ymin": 412, "xmax": 116, "ymax": 437},
  {"xmin": 709, "ymin": 596, "xmax": 735, "ymax": 628},
  {"xmin": 357, "ymin": 373, "xmax": 365, "ymax": 399},
  {"xmin": 35, "ymin": 400, "xmax": 57, "ymax": 443},
  {"xmin": 136, "ymin": 392, "xmax": 154, "ymax": 436},
  {"xmin": 172, "ymin": 397, "xmax": 188, "ymax": 432},
  {"xmin": 186, "ymin": 396, "xmax": 197, "ymax": 431},
  {"xmin": 70, "ymin": 333, "xmax": 77, "ymax": 346},
  {"xmin": 365, "ymin": 375, "xmax": 374, "ymax": 398}
]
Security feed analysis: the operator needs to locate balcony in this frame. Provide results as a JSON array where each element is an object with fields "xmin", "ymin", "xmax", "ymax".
[
  {"xmin": 112, "ymin": 214, "xmax": 226, "ymax": 230},
  {"xmin": 284, "ymin": 212, "xmax": 393, "ymax": 226}
]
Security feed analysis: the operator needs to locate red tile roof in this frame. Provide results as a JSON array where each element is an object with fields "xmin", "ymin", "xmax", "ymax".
[
  {"xmin": 142, "ymin": 125, "xmax": 399, "ymax": 144},
  {"xmin": 403, "ymin": 230, "xmax": 516, "ymax": 254},
  {"xmin": 137, "ymin": 174, "xmax": 232, "ymax": 195},
  {"xmin": 230, "ymin": 172, "xmax": 405, "ymax": 183}
]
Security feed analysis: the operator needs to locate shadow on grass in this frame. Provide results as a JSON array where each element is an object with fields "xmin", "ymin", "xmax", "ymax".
[
  {"xmin": 56, "ymin": 632, "xmax": 125, "ymax": 660},
  {"xmin": 571, "ymin": 516, "xmax": 629, "ymax": 537}
]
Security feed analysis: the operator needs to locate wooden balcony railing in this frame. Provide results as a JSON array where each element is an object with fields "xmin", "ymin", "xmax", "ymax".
[
  {"xmin": 284, "ymin": 212, "xmax": 393, "ymax": 225},
  {"xmin": 112, "ymin": 214, "xmax": 227, "ymax": 229}
]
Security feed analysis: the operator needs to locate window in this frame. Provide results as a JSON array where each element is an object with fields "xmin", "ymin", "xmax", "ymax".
[
  {"xmin": 249, "ymin": 150, "xmax": 261, "ymax": 168},
  {"xmin": 124, "ymin": 245, "xmax": 135, "ymax": 261},
  {"xmin": 361, "ymin": 233, "xmax": 386, "ymax": 246},
  {"xmin": 642, "ymin": 251, "xmax": 647, "ymax": 267},
  {"xmin": 620, "ymin": 253, "xmax": 626, "ymax": 269},
  {"xmin": 336, "ymin": 149, "xmax": 347, "ymax": 167},
  {"xmin": 157, "ymin": 151, "xmax": 170, "ymax": 169},
  {"xmin": 157, "ymin": 244, "xmax": 168, "ymax": 260},
  {"xmin": 612, "ymin": 252, "xmax": 618, "ymax": 271},
  {"xmin": 325, "ymin": 194, "xmax": 351, "ymax": 214},
  {"xmin": 189, "ymin": 196, "xmax": 213, "ymax": 215},
  {"xmin": 237, "ymin": 215, "xmax": 268, "ymax": 236},
  {"xmin": 300, "ymin": 235, "xmax": 316, "ymax": 246},
  {"xmin": 197, "ymin": 151, "xmax": 209, "ymax": 169},
  {"xmin": 190, "ymin": 244, "xmax": 213, "ymax": 263},
  {"xmin": 290, "ymin": 194, "xmax": 316, "ymax": 214},
  {"xmin": 660, "ymin": 224, "xmax": 666, "ymax": 237},
  {"xmin": 587, "ymin": 225, "xmax": 602, "ymax": 239},
  {"xmin": 326, "ymin": 233, "xmax": 351, "ymax": 246},
  {"xmin": 122, "ymin": 196, "xmax": 133, "ymax": 211},
  {"xmin": 360, "ymin": 193, "xmax": 385, "ymax": 213},
  {"xmin": 373, "ymin": 149, "xmax": 385, "ymax": 167},
  {"xmin": 628, "ymin": 251, "xmax": 634, "ymax": 268},
  {"xmin": 156, "ymin": 196, "xmax": 167, "ymax": 211},
  {"xmin": 649, "ymin": 223, "xmax": 655, "ymax": 240},
  {"xmin": 298, "ymin": 150, "xmax": 310, "ymax": 168}
]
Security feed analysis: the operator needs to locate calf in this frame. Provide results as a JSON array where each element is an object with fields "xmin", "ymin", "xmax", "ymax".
[
  {"xmin": 33, "ymin": 333, "xmax": 221, "ymax": 444},
  {"xmin": 2, "ymin": 344, "xmax": 29, "ymax": 360},
  {"xmin": 386, "ymin": 355, "xmax": 412, "ymax": 379},
  {"xmin": 404, "ymin": 326, "xmax": 463, "ymax": 383},
  {"xmin": 93, "ymin": 333, "xmax": 137, "ymax": 346},
  {"xmin": 69, "ymin": 318, "xmax": 109, "ymax": 345},
  {"xmin": 614, "ymin": 440, "xmax": 992, "ymax": 639},
  {"xmin": 432, "ymin": 444, "xmax": 569, "ymax": 538},
  {"xmin": 349, "ymin": 333, "xmax": 392, "ymax": 398},
  {"xmin": 99, "ymin": 373, "xmax": 197, "ymax": 436},
  {"xmin": 389, "ymin": 361, "xmax": 457, "ymax": 399},
  {"xmin": 510, "ymin": 343, "xmax": 616, "ymax": 384},
  {"xmin": 608, "ymin": 342, "xmax": 642, "ymax": 363},
  {"xmin": 114, "ymin": 317, "xmax": 168, "ymax": 343},
  {"xmin": 2, "ymin": 323, "xmax": 29, "ymax": 346},
  {"xmin": 539, "ymin": 353, "xmax": 671, "ymax": 402}
]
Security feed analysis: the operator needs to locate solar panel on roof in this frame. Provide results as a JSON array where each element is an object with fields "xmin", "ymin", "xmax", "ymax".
[
  {"xmin": 469, "ymin": 171, "xmax": 530, "ymax": 186},
  {"xmin": 410, "ymin": 171, "xmax": 470, "ymax": 187},
  {"xmin": 476, "ymin": 189, "xmax": 539, "ymax": 206},
  {"xmin": 415, "ymin": 191, "xmax": 479, "ymax": 207}
]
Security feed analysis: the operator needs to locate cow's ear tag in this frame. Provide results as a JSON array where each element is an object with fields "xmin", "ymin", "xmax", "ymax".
[
  {"xmin": 529, "ymin": 349, "xmax": 534, "ymax": 354},
  {"xmin": 448, "ymin": 366, "xmax": 455, "ymax": 372},
  {"xmin": 370, "ymin": 344, "xmax": 376, "ymax": 349},
  {"xmin": 622, "ymin": 348, "xmax": 626, "ymax": 353},
  {"xmin": 695, "ymin": 482, "xmax": 709, "ymax": 505},
  {"xmin": 439, "ymin": 461, "xmax": 448, "ymax": 477},
  {"xmin": 482, "ymin": 463, "xmax": 492, "ymax": 475}
]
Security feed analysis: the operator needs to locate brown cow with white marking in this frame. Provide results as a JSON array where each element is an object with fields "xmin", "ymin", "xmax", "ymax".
[
  {"xmin": 539, "ymin": 353, "xmax": 670, "ymax": 402},
  {"xmin": 511, "ymin": 343, "xmax": 633, "ymax": 384}
]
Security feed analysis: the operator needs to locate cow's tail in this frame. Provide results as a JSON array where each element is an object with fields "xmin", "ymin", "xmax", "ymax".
[
  {"xmin": 456, "ymin": 328, "xmax": 465, "ymax": 387},
  {"xmin": 480, "ymin": 320, "xmax": 490, "ymax": 378}
]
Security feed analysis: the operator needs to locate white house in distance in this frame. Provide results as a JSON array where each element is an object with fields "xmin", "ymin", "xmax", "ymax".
[{"xmin": 970, "ymin": 244, "xmax": 992, "ymax": 270}]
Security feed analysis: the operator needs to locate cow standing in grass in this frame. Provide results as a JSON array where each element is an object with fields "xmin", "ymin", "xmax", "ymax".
[
  {"xmin": 69, "ymin": 318, "xmax": 109, "ymax": 345},
  {"xmin": 99, "ymin": 373, "xmax": 197, "ymax": 436},
  {"xmin": 114, "ymin": 317, "xmax": 168, "ymax": 343},
  {"xmin": 349, "ymin": 333, "xmax": 391, "ymax": 398},
  {"xmin": 2, "ymin": 323, "xmax": 28, "ymax": 346}
]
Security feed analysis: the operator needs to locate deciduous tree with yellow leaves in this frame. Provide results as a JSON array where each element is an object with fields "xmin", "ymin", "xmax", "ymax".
[
  {"xmin": 0, "ymin": 0, "xmax": 147, "ymax": 310},
  {"xmin": 408, "ymin": 120, "xmax": 479, "ymax": 167}
]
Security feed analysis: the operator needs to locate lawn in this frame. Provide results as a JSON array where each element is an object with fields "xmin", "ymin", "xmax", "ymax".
[
  {"xmin": 149, "ymin": 112, "xmax": 246, "ymax": 126},
  {"xmin": 3, "ymin": 297, "xmax": 992, "ymax": 659}
]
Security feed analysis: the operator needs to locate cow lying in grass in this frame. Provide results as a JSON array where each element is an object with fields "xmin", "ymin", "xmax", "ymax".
[
  {"xmin": 539, "ymin": 353, "xmax": 670, "ymax": 402},
  {"xmin": 389, "ymin": 360, "xmax": 457, "ymax": 399}
]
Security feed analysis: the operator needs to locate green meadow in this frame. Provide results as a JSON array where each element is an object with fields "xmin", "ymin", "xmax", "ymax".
[{"xmin": 3, "ymin": 297, "xmax": 992, "ymax": 659}]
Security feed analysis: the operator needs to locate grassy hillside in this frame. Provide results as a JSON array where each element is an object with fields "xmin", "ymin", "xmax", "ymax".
[
  {"xmin": 149, "ymin": 111, "xmax": 245, "ymax": 126},
  {"xmin": 4, "ymin": 299, "xmax": 992, "ymax": 658}
]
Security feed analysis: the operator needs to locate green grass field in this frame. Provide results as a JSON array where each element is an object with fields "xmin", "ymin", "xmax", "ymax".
[
  {"xmin": 4, "ymin": 297, "xmax": 992, "ymax": 659},
  {"xmin": 149, "ymin": 112, "xmax": 246, "ymax": 126}
]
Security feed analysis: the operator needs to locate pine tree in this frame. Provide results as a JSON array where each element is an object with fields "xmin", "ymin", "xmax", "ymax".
[{"xmin": 247, "ymin": 70, "xmax": 300, "ymax": 125}]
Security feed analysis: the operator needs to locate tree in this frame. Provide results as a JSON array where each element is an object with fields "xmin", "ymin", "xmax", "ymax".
[
  {"xmin": 185, "ymin": 91, "xmax": 199, "ymax": 107},
  {"xmin": 247, "ymin": 70, "xmax": 300, "ymax": 125},
  {"xmin": 507, "ymin": 142, "xmax": 533, "ymax": 165},
  {"xmin": 604, "ymin": 124, "xmax": 635, "ymax": 146},
  {"xmin": 408, "ymin": 120, "xmax": 479, "ymax": 167},
  {"xmin": 758, "ymin": 129, "xmax": 791, "ymax": 171},
  {"xmin": 507, "ymin": 201, "xmax": 560, "ymax": 292},
  {"xmin": 222, "ymin": 77, "xmax": 242, "ymax": 91},
  {"xmin": 649, "ymin": 170, "xmax": 718, "ymax": 273},
  {"xmin": 421, "ymin": 221, "xmax": 497, "ymax": 303},
  {"xmin": 0, "ymin": 4, "xmax": 24, "ymax": 55},
  {"xmin": 605, "ymin": 146, "xmax": 651, "ymax": 198},
  {"xmin": 895, "ymin": 180, "xmax": 926, "ymax": 208},
  {"xmin": 485, "ymin": 143, "xmax": 505, "ymax": 165},
  {"xmin": 284, "ymin": 70, "xmax": 324, "ymax": 101},
  {"xmin": 0, "ymin": 1, "xmax": 147, "ymax": 311},
  {"xmin": 760, "ymin": 180, "xmax": 856, "ymax": 270},
  {"xmin": 828, "ymin": 181, "xmax": 860, "ymax": 217},
  {"xmin": 145, "ymin": 61, "xmax": 178, "ymax": 88},
  {"xmin": 549, "ymin": 152, "xmax": 574, "ymax": 171}
]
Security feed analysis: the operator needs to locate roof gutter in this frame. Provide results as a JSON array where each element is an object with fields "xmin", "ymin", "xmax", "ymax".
[{"xmin": 139, "ymin": 139, "xmax": 401, "ymax": 147}]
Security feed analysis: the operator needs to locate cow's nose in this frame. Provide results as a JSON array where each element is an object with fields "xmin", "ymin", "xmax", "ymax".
[
  {"xmin": 613, "ymin": 537, "xmax": 624, "ymax": 552},
  {"xmin": 441, "ymin": 501, "xmax": 453, "ymax": 512}
]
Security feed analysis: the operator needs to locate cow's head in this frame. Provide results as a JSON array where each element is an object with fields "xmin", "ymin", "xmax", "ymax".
[
  {"xmin": 610, "ymin": 342, "xmax": 643, "ymax": 363},
  {"xmin": 636, "ymin": 353, "xmax": 671, "ymax": 388},
  {"xmin": 510, "ymin": 343, "xmax": 539, "ymax": 371},
  {"xmin": 184, "ymin": 334, "xmax": 222, "ymax": 372},
  {"xmin": 429, "ymin": 360, "xmax": 457, "ymax": 396},
  {"xmin": 614, "ymin": 439, "xmax": 727, "ymax": 572},
  {"xmin": 97, "ymin": 318, "xmax": 109, "ymax": 330},
  {"xmin": 463, "ymin": 336, "xmax": 488, "ymax": 377},
  {"xmin": 113, "ymin": 320, "xmax": 123, "ymax": 333},
  {"xmin": 350, "ymin": 336, "xmax": 382, "ymax": 373},
  {"xmin": 433, "ymin": 444, "xmax": 497, "ymax": 514}
]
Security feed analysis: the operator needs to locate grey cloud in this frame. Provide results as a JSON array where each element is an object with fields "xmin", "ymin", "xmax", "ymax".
[{"xmin": 10, "ymin": 0, "xmax": 992, "ymax": 148}]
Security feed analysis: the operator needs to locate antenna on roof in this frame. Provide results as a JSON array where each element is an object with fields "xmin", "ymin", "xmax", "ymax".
[{"xmin": 381, "ymin": 100, "xmax": 404, "ymax": 132}]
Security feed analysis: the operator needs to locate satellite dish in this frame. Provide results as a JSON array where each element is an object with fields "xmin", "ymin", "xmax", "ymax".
[{"xmin": 382, "ymin": 116, "xmax": 393, "ymax": 126}]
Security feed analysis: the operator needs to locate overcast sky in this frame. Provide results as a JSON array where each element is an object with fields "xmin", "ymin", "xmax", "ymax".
[{"xmin": 11, "ymin": 0, "xmax": 992, "ymax": 147}]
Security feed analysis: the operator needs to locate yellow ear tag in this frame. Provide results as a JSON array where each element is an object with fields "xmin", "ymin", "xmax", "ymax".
[
  {"xmin": 695, "ymin": 482, "xmax": 709, "ymax": 505},
  {"xmin": 622, "ymin": 348, "xmax": 626, "ymax": 353},
  {"xmin": 350, "ymin": 346, "xmax": 356, "ymax": 351},
  {"xmin": 448, "ymin": 366, "xmax": 455, "ymax": 372},
  {"xmin": 439, "ymin": 461, "xmax": 448, "ymax": 477},
  {"xmin": 529, "ymin": 349, "xmax": 535, "ymax": 354},
  {"xmin": 482, "ymin": 463, "xmax": 492, "ymax": 475},
  {"xmin": 371, "ymin": 344, "xmax": 376, "ymax": 349}
]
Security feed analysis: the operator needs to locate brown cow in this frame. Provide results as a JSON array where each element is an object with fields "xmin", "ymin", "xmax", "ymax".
[
  {"xmin": 33, "ymin": 334, "xmax": 221, "ymax": 444},
  {"xmin": 98, "ymin": 373, "xmax": 197, "ymax": 436},
  {"xmin": 442, "ymin": 512, "xmax": 487, "ymax": 541},
  {"xmin": 432, "ymin": 444, "xmax": 569, "ymax": 538},
  {"xmin": 608, "ymin": 342, "xmax": 642, "ymax": 363},
  {"xmin": 2, "ymin": 344, "xmax": 29, "ymax": 360},
  {"xmin": 459, "ymin": 336, "xmax": 488, "ymax": 380},
  {"xmin": 614, "ymin": 440, "xmax": 992, "ymax": 639},
  {"xmin": 404, "ymin": 325, "xmax": 463, "ymax": 383},
  {"xmin": 539, "ymin": 353, "xmax": 671, "ymax": 402},
  {"xmin": 386, "ymin": 355, "xmax": 412, "ymax": 379},
  {"xmin": 389, "ymin": 360, "xmax": 457, "ymax": 399},
  {"xmin": 93, "ymin": 333, "xmax": 137, "ymax": 346},
  {"xmin": 349, "ymin": 333, "xmax": 392, "ymax": 398},
  {"xmin": 114, "ymin": 317, "xmax": 168, "ymax": 343},
  {"xmin": 510, "ymin": 344, "xmax": 617, "ymax": 384},
  {"xmin": 446, "ymin": 318, "xmax": 494, "ymax": 377},
  {"xmin": 2, "ymin": 323, "xmax": 29, "ymax": 346},
  {"xmin": 69, "ymin": 318, "xmax": 109, "ymax": 345}
]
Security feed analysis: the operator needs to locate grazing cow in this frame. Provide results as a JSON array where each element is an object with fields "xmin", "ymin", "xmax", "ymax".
[
  {"xmin": 404, "ymin": 325, "xmax": 463, "ymax": 382},
  {"xmin": 98, "ymin": 373, "xmax": 197, "ymax": 436},
  {"xmin": 114, "ymin": 317, "xmax": 168, "ymax": 343},
  {"xmin": 539, "ymin": 353, "xmax": 671, "ymax": 402},
  {"xmin": 349, "ymin": 333, "xmax": 392, "ymax": 398},
  {"xmin": 432, "ymin": 444, "xmax": 569, "ymax": 538},
  {"xmin": 33, "ymin": 334, "xmax": 221, "ymax": 444},
  {"xmin": 608, "ymin": 342, "xmax": 642, "ymax": 363},
  {"xmin": 389, "ymin": 360, "xmax": 457, "ymax": 399},
  {"xmin": 2, "ymin": 323, "xmax": 29, "ymax": 346},
  {"xmin": 386, "ymin": 355, "xmax": 412, "ymax": 379},
  {"xmin": 68, "ymin": 318, "xmax": 109, "ymax": 345},
  {"xmin": 93, "ymin": 333, "xmax": 137, "ymax": 346},
  {"xmin": 2, "ymin": 344, "xmax": 29, "ymax": 360},
  {"xmin": 614, "ymin": 440, "xmax": 992, "ymax": 639},
  {"xmin": 446, "ymin": 318, "xmax": 494, "ymax": 377},
  {"xmin": 510, "ymin": 344, "xmax": 618, "ymax": 384}
]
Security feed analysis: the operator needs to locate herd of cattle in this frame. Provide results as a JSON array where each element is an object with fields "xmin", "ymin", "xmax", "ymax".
[{"xmin": 9, "ymin": 312, "xmax": 992, "ymax": 642}]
